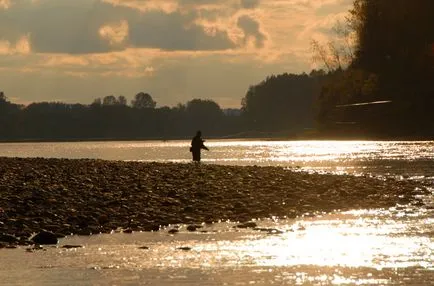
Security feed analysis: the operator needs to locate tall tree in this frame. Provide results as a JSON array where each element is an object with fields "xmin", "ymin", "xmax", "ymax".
[
  {"xmin": 118, "ymin": 95, "xmax": 127, "ymax": 106},
  {"xmin": 185, "ymin": 99, "xmax": 224, "ymax": 134},
  {"xmin": 316, "ymin": 0, "xmax": 434, "ymax": 137},
  {"xmin": 131, "ymin": 92, "xmax": 156, "ymax": 109},
  {"xmin": 241, "ymin": 73, "xmax": 317, "ymax": 132}
]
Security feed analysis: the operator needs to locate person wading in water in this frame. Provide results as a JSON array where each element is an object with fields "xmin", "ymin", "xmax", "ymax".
[{"xmin": 190, "ymin": 130, "xmax": 209, "ymax": 162}]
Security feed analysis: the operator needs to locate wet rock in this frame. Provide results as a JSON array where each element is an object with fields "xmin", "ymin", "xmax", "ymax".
[
  {"xmin": 236, "ymin": 222, "xmax": 257, "ymax": 229},
  {"xmin": 18, "ymin": 239, "xmax": 33, "ymax": 246},
  {"xmin": 31, "ymin": 231, "xmax": 58, "ymax": 245},
  {"xmin": 54, "ymin": 232, "xmax": 67, "ymax": 238},
  {"xmin": 253, "ymin": 227, "xmax": 284, "ymax": 234},
  {"xmin": 186, "ymin": 225, "xmax": 202, "ymax": 232},
  {"xmin": 27, "ymin": 244, "xmax": 44, "ymax": 251},
  {"xmin": 98, "ymin": 214, "xmax": 109, "ymax": 224},
  {"xmin": 177, "ymin": 246, "xmax": 192, "ymax": 251},
  {"xmin": 167, "ymin": 189, "xmax": 178, "ymax": 198},
  {"xmin": 62, "ymin": 245, "xmax": 83, "ymax": 249},
  {"xmin": 161, "ymin": 198, "xmax": 181, "ymax": 207},
  {"xmin": 76, "ymin": 229, "xmax": 92, "ymax": 236},
  {"xmin": 143, "ymin": 224, "xmax": 160, "ymax": 232},
  {"xmin": 0, "ymin": 233, "xmax": 18, "ymax": 243}
]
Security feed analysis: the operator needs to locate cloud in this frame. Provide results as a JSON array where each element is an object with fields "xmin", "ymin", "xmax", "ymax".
[
  {"xmin": 237, "ymin": 15, "xmax": 266, "ymax": 48},
  {"xmin": 0, "ymin": 0, "xmax": 122, "ymax": 53},
  {"xmin": 101, "ymin": 0, "xmax": 179, "ymax": 13},
  {"xmin": 0, "ymin": 0, "xmax": 11, "ymax": 10},
  {"xmin": 99, "ymin": 20, "xmax": 129, "ymax": 46},
  {"xmin": 128, "ymin": 11, "xmax": 236, "ymax": 51},
  {"xmin": 0, "ymin": 0, "xmax": 248, "ymax": 53},
  {"xmin": 241, "ymin": 0, "xmax": 260, "ymax": 9},
  {"xmin": 0, "ymin": 35, "xmax": 31, "ymax": 55}
]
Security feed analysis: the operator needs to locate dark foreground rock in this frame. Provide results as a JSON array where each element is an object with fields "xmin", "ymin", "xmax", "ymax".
[
  {"xmin": 0, "ymin": 157, "xmax": 430, "ymax": 244},
  {"xmin": 31, "ymin": 231, "xmax": 58, "ymax": 245}
]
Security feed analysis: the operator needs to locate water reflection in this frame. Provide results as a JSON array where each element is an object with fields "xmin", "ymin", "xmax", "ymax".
[
  {"xmin": 0, "ymin": 140, "xmax": 432, "ymax": 182},
  {"xmin": 1, "ymin": 199, "xmax": 432, "ymax": 285},
  {"xmin": 169, "ymin": 207, "xmax": 432, "ymax": 270}
]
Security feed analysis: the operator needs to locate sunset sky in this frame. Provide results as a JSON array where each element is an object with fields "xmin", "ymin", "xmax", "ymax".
[{"xmin": 0, "ymin": 0, "xmax": 352, "ymax": 108}]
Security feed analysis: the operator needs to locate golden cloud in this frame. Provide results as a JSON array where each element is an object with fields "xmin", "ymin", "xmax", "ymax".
[
  {"xmin": 0, "ymin": 40, "xmax": 11, "ymax": 55},
  {"xmin": 0, "ymin": 0, "xmax": 11, "ymax": 9},
  {"xmin": 99, "ymin": 20, "xmax": 129, "ymax": 46},
  {"xmin": 101, "ymin": 0, "xmax": 179, "ymax": 13},
  {"xmin": 0, "ymin": 35, "xmax": 31, "ymax": 55}
]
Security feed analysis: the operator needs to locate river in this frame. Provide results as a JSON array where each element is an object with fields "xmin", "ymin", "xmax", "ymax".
[
  {"xmin": 0, "ymin": 140, "xmax": 433, "ymax": 181},
  {"xmin": 0, "ymin": 140, "xmax": 433, "ymax": 285}
]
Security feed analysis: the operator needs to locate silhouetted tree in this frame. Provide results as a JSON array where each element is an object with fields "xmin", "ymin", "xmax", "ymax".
[
  {"xmin": 103, "ymin": 95, "xmax": 119, "ymax": 106},
  {"xmin": 315, "ymin": 0, "xmax": 434, "ymax": 138},
  {"xmin": 241, "ymin": 73, "xmax": 317, "ymax": 132},
  {"xmin": 118, "ymin": 95, "xmax": 127, "ymax": 106},
  {"xmin": 311, "ymin": 21, "xmax": 355, "ymax": 72},
  {"xmin": 132, "ymin": 92, "xmax": 156, "ymax": 109},
  {"xmin": 185, "ymin": 99, "xmax": 224, "ymax": 134},
  {"xmin": 0, "ymin": 91, "xmax": 6, "ymax": 103},
  {"xmin": 91, "ymin": 98, "xmax": 102, "ymax": 107}
]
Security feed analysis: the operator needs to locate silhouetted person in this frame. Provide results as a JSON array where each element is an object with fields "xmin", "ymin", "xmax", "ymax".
[{"xmin": 190, "ymin": 130, "xmax": 209, "ymax": 162}]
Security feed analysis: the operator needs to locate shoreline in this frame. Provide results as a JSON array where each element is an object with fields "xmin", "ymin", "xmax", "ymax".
[
  {"xmin": 0, "ymin": 135, "xmax": 433, "ymax": 144},
  {"xmin": 0, "ymin": 157, "xmax": 430, "ymax": 246}
]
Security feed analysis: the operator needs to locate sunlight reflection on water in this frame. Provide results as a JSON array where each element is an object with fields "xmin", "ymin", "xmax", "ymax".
[
  {"xmin": 0, "ymin": 140, "xmax": 432, "ymax": 182},
  {"xmin": 1, "ymin": 196, "xmax": 433, "ymax": 285}
]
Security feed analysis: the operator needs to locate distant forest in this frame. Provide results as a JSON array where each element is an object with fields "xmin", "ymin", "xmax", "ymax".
[{"xmin": 1, "ymin": 0, "xmax": 433, "ymax": 141}]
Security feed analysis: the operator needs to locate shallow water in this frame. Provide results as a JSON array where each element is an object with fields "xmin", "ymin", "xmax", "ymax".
[
  {"xmin": 1, "ymin": 193, "xmax": 432, "ymax": 285},
  {"xmin": 0, "ymin": 140, "xmax": 433, "ymax": 183}
]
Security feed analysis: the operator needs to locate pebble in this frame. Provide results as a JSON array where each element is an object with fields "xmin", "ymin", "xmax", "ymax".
[
  {"xmin": 0, "ymin": 157, "xmax": 429, "ymax": 245},
  {"xmin": 177, "ymin": 247, "xmax": 192, "ymax": 251},
  {"xmin": 62, "ymin": 245, "xmax": 84, "ymax": 249},
  {"xmin": 31, "ymin": 231, "xmax": 58, "ymax": 245}
]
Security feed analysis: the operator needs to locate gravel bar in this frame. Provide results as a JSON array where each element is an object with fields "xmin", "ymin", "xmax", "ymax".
[{"xmin": 0, "ymin": 157, "xmax": 429, "ymax": 245}]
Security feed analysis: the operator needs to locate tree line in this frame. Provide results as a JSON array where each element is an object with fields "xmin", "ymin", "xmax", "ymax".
[
  {"xmin": 0, "ymin": 91, "xmax": 235, "ymax": 140},
  {"xmin": 314, "ymin": 0, "xmax": 433, "ymax": 138},
  {"xmin": 0, "ymin": 0, "xmax": 432, "ymax": 141}
]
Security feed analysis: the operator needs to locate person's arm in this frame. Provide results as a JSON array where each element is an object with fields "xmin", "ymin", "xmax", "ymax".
[{"xmin": 201, "ymin": 140, "xmax": 209, "ymax": 151}]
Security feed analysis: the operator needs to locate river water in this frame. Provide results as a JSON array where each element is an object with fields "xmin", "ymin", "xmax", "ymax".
[{"xmin": 0, "ymin": 140, "xmax": 433, "ymax": 285}]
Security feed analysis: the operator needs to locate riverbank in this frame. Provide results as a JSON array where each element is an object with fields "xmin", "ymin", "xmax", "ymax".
[{"xmin": 0, "ymin": 157, "xmax": 430, "ymax": 244}]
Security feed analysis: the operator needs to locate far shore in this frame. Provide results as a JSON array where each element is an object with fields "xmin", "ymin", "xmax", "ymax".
[
  {"xmin": 0, "ymin": 157, "xmax": 430, "ymax": 246},
  {"xmin": 0, "ymin": 134, "xmax": 433, "ymax": 144}
]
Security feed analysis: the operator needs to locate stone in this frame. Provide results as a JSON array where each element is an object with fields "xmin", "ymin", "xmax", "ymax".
[
  {"xmin": 236, "ymin": 222, "xmax": 257, "ymax": 229},
  {"xmin": 253, "ymin": 227, "xmax": 284, "ymax": 234},
  {"xmin": 31, "ymin": 231, "xmax": 58, "ymax": 245},
  {"xmin": 143, "ymin": 224, "xmax": 160, "ymax": 232},
  {"xmin": 62, "ymin": 245, "xmax": 83, "ymax": 249},
  {"xmin": 177, "ymin": 246, "xmax": 192, "ymax": 251},
  {"xmin": 0, "ymin": 233, "xmax": 18, "ymax": 243},
  {"xmin": 186, "ymin": 225, "xmax": 201, "ymax": 232}
]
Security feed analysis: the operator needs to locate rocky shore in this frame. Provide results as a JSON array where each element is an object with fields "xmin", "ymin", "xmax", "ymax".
[{"xmin": 0, "ymin": 157, "xmax": 430, "ymax": 246}]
